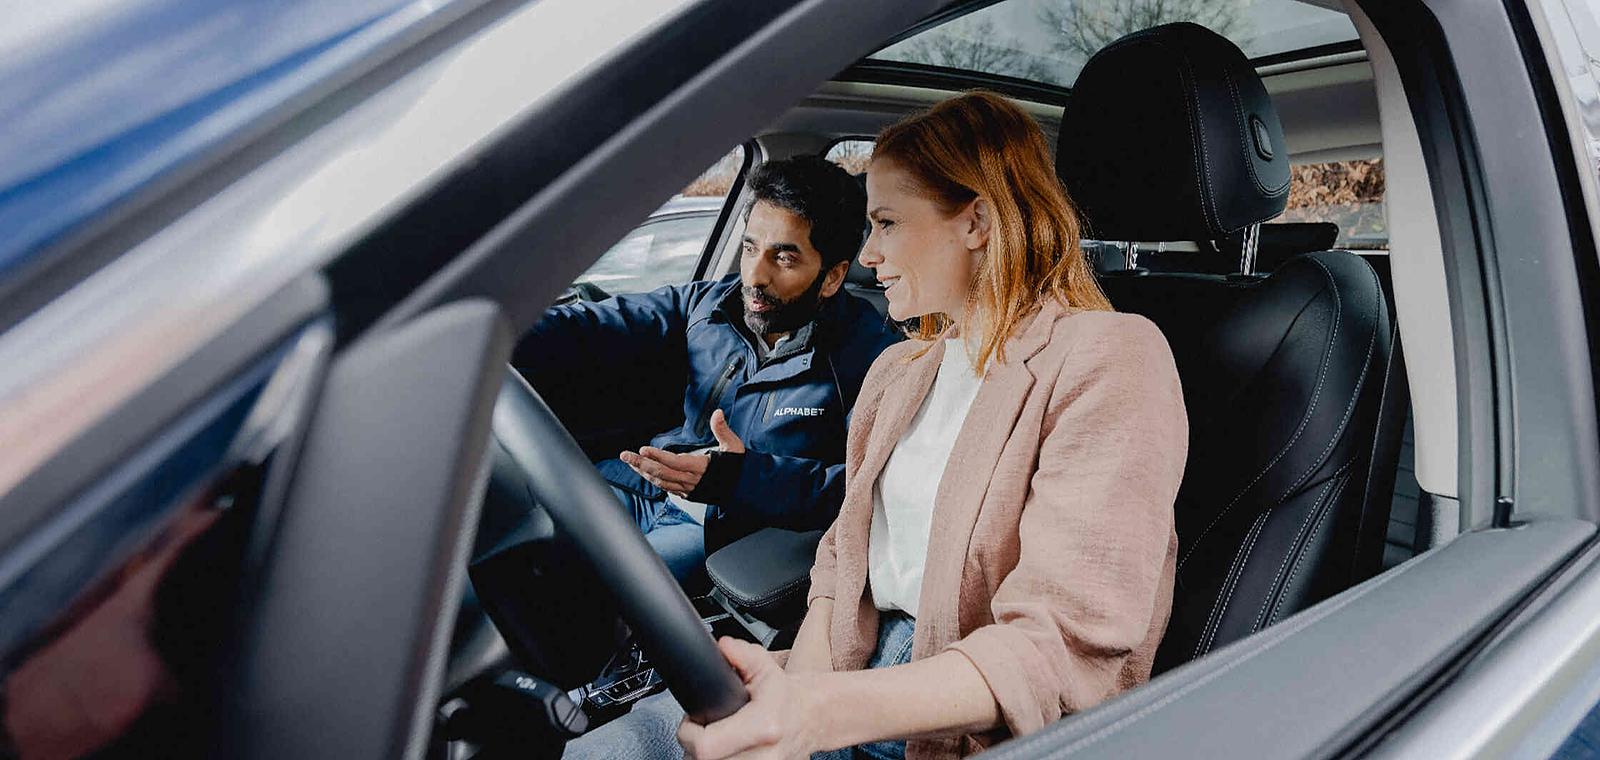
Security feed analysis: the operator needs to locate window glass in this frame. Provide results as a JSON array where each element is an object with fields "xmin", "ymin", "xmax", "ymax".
[
  {"xmin": 869, "ymin": 0, "xmax": 1360, "ymax": 89},
  {"xmin": 825, "ymin": 139, "xmax": 873, "ymax": 174},
  {"xmin": 578, "ymin": 212, "xmax": 721, "ymax": 295},
  {"xmin": 575, "ymin": 146, "xmax": 744, "ymax": 295},
  {"xmin": 1273, "ymin": 158, "xmax": 1387, "ymax": 250}
]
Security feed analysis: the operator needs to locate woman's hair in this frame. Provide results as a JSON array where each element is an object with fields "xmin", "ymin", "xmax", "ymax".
[{"xmin": 871, "ymin": 90, "xmax": 1112, "ymax": 369}]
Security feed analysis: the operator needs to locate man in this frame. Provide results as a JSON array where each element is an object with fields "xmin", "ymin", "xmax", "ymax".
[{"xmin": 511, "ymin": 155, "xmax": 901, "ymax": 589}]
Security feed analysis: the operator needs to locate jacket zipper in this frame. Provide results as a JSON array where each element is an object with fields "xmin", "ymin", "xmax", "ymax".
[{"xmin": 697, "ymin": 357, "xmax": 742, "ymax": 436}]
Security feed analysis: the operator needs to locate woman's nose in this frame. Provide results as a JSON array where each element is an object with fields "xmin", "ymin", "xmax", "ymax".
[{"xmin": 858, "ymin": 235, "xmax": 882, "ymax": 267}]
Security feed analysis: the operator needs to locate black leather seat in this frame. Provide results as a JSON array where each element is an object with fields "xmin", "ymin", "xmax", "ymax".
[
  {"xmin": 844, "ymin": 257, "xmax": 889, "ymax": 316},
  {"xmin": 844, "ymin": 173, "xmax": 891, "ymax": 316},
  {"xmin": 1057, "ymin": 23, "xmax": 1408, "ymax": 673}
]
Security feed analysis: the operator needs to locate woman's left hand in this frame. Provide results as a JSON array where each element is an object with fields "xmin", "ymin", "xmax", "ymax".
[{"xmin": 677, "ymin": 637, "xmax": 822, "ymax": 760}]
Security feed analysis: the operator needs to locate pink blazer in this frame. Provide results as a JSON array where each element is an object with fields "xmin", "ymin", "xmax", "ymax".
[{"xmin": 807, "ymin": 302, "xmax": 1188, "ymax": 758}]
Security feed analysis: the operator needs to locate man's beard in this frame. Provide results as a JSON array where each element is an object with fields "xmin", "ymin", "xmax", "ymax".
[{"xmin": 741, "ymin": 268, "xmax": 829, "ymax": 337}]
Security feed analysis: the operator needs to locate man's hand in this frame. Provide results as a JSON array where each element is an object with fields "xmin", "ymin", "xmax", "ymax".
[{"xmin": 621, "ymin": 410, "xmax": 744, "ymax": 496}]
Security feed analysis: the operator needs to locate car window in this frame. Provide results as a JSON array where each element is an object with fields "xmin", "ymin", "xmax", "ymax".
[
  {"xmin": 868, "ymin": 0, "xmax": 1360, "ymax": 88},
  {"xmin": 577, "ymin": 214, "xmax": 719, "ymax": 295},
  {"xmin": 575, "ymin": 146, "xmax": 745, "ymax": 296},
  {"xmin": 825, "ymin": 139, "xmax": 873, "ymax": 174},
  {"xmin": 1273, "ymin": 158, "xmax": 1387, "ymax": 250}
]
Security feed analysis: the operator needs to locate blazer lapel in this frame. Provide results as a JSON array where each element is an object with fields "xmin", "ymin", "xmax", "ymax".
[
  {"xmin": 830, "ymin": 340, "xmax": 944, "ymax": 665},
  {"xmin": 913, "ymin": 305, "xmax": 1065, "ymax": 649},
  {"xmin": 853, "ymin": 341, "xmax": 945, "ymax": 497}
]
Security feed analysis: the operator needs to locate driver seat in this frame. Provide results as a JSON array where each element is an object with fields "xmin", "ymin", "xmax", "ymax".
[{"xmin": 1056, "ymin": 23, "xmax": 1406, "ymax": 672}]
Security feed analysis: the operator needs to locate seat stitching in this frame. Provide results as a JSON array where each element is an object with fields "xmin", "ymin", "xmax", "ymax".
[
  {"xmin": 1193, "ymin": 508, "xmax": 1270, "ymax": 660},
  {"xmin": 1149, "ymin": 38, "xmax": 1222, "ymax": 233},
  {"xmin": 1250, "ymin": 459, "xmax": 1354, "ymax": 634},
  {"xmin": 1178, "ymin": 262, "xmax": 1342, "ymax": 571},
  {"xmin": 1277, "ymin": 258, "xmax": 1379, "ymax": 501},
  {"xmin": 713, "ymin": 571, "xmax": 812, "ymax": 609},
  {"xmin": 1051, "ymin": 553, "xmax": 1426, "ymax": 757},
  {"xmin": 1270, "ymin": 468, "xmax": 1356, "ymax": 626},
  {"xmin": 1222, "ymin": 73, "xmax": 1289, "ymax": 197},
  {"xmin": 1353, "ymin": 273, "xmax": 1398, "ymax": 576},
  {"xmin": 1196, "ymin": 515, "xmax": 1267, "ymax": 662},
  {"xmin": 1356, "ymin": 262, "xmax": 1395, "ymax": 566}
]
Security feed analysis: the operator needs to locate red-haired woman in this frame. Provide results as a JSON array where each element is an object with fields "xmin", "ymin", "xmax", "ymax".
[{"xmin": 569, "ymin": 91, "xmax": 1188, "ymax": 760}]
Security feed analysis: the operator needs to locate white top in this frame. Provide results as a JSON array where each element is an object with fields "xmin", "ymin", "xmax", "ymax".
[{"xmin": 868, "ymin": 338, "xmax": 984, "ymax": 617}]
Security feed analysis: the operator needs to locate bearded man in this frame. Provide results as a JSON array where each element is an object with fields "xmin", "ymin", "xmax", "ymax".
[{"xmin": 512, "ymin": 156, "xmax": 901, "ymax": 589}]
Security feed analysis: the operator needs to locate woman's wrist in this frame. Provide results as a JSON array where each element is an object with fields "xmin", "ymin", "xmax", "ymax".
[{"xmin": 792, "ymin": 671, "xmax": 839, "ymax": 754}]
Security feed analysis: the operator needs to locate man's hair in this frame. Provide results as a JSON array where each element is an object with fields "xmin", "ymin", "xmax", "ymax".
[{"xmin": 743, "ymin": 155, "xmax": 867, "ymax": 268}]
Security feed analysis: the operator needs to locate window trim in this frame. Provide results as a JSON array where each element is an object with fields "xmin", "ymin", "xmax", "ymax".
[{"xmin": 693, "ymin": 141, "xmax": 757, "ymax": 282}]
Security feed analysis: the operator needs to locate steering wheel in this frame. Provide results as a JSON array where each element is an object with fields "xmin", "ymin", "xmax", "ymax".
[{"xmin": 488, "ymin": 367, "xmax": 748, "ymax": 724}]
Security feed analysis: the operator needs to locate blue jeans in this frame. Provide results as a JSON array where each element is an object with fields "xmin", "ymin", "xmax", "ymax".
[
  {"xmin": 611, "ymin": 485, "xmax": 707, "ymax": 592},
  {"xmin": 563, "ymin": 612, "xmax": 916, "ymax": 760}
]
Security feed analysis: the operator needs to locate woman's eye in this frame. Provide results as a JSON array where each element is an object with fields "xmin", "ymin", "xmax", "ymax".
[{"xmin": 876, "ymin": 219, "xmax": 894, "ymax": 230}]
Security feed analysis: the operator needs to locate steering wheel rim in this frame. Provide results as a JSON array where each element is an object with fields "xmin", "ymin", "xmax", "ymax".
[{"xmin": 489, "ymin": 367, "xmax": 748, "ymax": 723}]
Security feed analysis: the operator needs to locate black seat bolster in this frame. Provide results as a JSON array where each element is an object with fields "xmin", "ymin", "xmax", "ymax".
[{"xmin": 705, "ymin": 528, "xmax": 824, "ymax": 624}]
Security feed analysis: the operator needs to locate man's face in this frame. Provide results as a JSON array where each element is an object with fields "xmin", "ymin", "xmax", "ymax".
[{"xmin": 739, "ymin": 201, "xmax": 846, "ymax": 338}]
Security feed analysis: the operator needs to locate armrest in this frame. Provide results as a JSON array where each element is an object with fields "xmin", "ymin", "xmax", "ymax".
[{"xmin": 705, "ymin": 528, "xmax": 824, "ymax": 625}]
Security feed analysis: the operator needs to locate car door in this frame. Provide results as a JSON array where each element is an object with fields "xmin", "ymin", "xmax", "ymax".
[{"xmin": 0, "ymin": 0, "xmax": 945, "ymax": 757}]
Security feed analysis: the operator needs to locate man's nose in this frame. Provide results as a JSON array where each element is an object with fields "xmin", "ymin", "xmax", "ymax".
[{"xmin": 746, "ymin": 256, "xmax": 775, "ymax": 286}]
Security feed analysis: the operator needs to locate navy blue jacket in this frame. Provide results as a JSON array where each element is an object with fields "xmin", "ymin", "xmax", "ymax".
[{"xmin": 511, "ymin": 274, "xmax": 902, "ymax": 550}]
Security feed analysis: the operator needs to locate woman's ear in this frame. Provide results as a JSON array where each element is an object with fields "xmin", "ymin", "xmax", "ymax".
[{"xmin": 963, "ymin": 197, "xmax": 993, "ymax": 251}]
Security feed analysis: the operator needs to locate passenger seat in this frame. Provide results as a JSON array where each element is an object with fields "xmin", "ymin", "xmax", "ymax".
[{"xmin": 1057, "ymin": 22, "xmax": 1409, "ymax": 674}]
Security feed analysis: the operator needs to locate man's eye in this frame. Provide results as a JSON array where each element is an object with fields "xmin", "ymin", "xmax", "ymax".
[{"xmin": 777, "ymin": 254, "xmax": 796, "ymax": 266}]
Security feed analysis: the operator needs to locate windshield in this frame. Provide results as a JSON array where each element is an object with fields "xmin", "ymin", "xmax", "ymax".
[{"xmin": 869, "ymin": 0, "xmax": 1360, "ymax": 88}]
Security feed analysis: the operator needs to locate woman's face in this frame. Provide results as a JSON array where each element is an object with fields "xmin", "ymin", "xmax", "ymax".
[{"xmin": 859, "ymin": 160, "xmax": 988, "ymax": 323}]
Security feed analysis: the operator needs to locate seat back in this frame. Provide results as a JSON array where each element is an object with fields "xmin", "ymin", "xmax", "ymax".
[{"xmin": 1057, "ymin": 23, "xmax": 1407, "ymax": 672}]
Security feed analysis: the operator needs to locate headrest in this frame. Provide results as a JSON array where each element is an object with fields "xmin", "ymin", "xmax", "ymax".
[
  {"xmin": 847, "ymin": 257, "xmax": 880, "ymax": 287},
  {"xmin": 1057, "ymin": 22, "xmax": 1290, "ymax": 242},
  {"xmin": 846, "ymin": 172, "xmax": 880, "ymax": 287}
]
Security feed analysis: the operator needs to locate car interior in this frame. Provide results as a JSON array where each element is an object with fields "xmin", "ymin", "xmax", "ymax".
[
  {"xmin": 437, "ymin": 0, "xmax": 1466, "ymax": 756},
  {"xmin": 16, "ymin": 0, "xmax": 1583, "ymax": 757}
]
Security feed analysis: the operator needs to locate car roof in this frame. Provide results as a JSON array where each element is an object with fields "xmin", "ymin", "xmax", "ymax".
[{"xmin": 0, "ymin": 0, "xmax": 454, "ymax": 289}]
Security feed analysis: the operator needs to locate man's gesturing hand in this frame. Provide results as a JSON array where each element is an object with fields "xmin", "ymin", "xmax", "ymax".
[{"xmin": 621, "ymin": 409, "xmax": 744, "ymax": 497}]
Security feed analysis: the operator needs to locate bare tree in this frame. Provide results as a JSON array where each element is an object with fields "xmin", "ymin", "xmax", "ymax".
[
  {"xmin": 1038, "ymin": 0, "xmax": 1251, "ymax": 64},
  {"xmin": 884, "ymin": 16, "xmax": 1058, "ymax": 82}
]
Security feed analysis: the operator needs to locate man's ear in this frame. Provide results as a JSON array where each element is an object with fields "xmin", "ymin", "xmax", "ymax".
[
  {"xmin": 819, "ymin": 259, "xmax": 851, "ymax": 298},
  {"xmin": 963, "ymin": 197, "xmax": 993, "ymax": 251}
]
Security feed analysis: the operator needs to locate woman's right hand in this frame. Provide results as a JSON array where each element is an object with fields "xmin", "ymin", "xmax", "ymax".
[{"xmin": 783, "ymin": 598, "xmax": 834, "ymax": 673}]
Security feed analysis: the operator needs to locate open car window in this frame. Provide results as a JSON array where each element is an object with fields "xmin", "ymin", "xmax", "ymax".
[
  {"xmin": 869, "ymin": 0, "xmax": 1362, "ymax": 88},
  {"xmin": 575, "ymin": 145, "xmax": 746, "ymax": 296}
]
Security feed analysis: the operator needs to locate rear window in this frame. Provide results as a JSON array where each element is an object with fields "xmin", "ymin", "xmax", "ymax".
[
  {"xmin": 825, "ymin": 139, "xmax": 873, "ymax": 174},
  {"xmin": 1275, "ymin": 159, "xmax": 1387, "ymax": 250},
  {"xmin": 869, "ymin": 0, "xmax": 1361, "ymax": 88}
]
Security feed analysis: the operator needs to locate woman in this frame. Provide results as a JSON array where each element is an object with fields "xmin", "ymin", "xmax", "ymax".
[{"xmin": 571, "ymin": 91, "xmax": 1187, "ymax": 760}]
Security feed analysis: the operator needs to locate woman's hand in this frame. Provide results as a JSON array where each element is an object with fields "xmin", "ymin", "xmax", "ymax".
[{"xmin": 677, "ymin": 637, "xmax": 822, "ymax": 760}]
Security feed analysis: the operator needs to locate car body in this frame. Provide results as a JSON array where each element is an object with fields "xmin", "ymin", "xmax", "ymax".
[{"xmin": 3, "ymin": 0, "xmax": 1600, "ymax": 758}]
